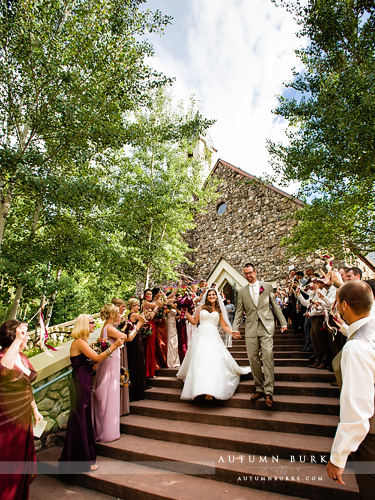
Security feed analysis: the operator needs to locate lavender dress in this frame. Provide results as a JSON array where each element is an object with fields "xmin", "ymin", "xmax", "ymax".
[{"xmin": 91, "ymin": 326, "xmax": 120, "ymax": 442}]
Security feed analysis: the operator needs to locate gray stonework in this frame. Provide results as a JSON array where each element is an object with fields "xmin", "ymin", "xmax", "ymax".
[
  {"xmin": 186, "ymin": 160, "xmax": 309, "ymax": 282},
  {"xmin": 33, "ymin": 367, "xmax": 72, "ymax": 436}
]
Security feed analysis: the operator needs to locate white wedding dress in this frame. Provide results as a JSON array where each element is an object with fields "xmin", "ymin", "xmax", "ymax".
[{"xmin": 177, "ymin": 310, "xmax": 250, "ymax": 400}]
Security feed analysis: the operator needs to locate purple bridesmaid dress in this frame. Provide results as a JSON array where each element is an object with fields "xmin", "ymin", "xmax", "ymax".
[{"xmin": 59, "ymin": 353, "xmax": 96, "ymax": 472}]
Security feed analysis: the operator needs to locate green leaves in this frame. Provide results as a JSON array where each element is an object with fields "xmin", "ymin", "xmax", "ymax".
[{"xmin": 269, "ymin": 0, "xmax": 375, "ymax": 256}]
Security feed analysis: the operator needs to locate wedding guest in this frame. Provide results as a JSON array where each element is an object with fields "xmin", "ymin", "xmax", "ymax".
[
  {"xmin": 92, "ymin": 303, "xmax": 142, "ymax": 442},
  {"xmin": 225, "ymin": 299, "xmax": 236, "ymax": 325},
  {"xmin": 338, "ymin": 266, "xmax": 349, "ymax": 282},
  {"xmin": 59, "ymin": 314, "xmax": 124, "ymax": 472},
  {"xmin": 327, "ymin": 281, "xmax": 375, "ymax": 499},
  {"xmin": 126, "ymin": 298, "xmax": 147, "ymax": 401},
  {"xmin": 111, "ymin": 297, "xmax": 130, "ymax": 415},
  {"xmin": 346, "ymin": 267, "xmax": 362, "ymax": 281},
  {"xmin": 0, "ymin": 320, "xmax": 42, "ymax": 500}
]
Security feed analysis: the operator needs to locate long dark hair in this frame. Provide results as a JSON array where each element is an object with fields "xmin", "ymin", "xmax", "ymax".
[{"xmin": 202, "ymin": 289, "xmax": 221, "ymax": 317}]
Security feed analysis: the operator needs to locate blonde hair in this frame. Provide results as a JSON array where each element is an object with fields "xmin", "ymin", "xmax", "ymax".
[
  {"xmin": 111, "ymin": 297, "xmax": 126, "ymax": 307},
  {"xmin": 71, "ymin": 314, "xmax": 91, "ymax": 340},
  {"xmin": 127, "ymin": 298, "xmax": 140, "ymax": 310},
  {"xmin": 100, "ymin": 303, "xmax": 119, "ymax": 321}
]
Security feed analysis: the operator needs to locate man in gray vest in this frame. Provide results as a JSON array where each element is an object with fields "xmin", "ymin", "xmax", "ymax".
[
  {"xmin": 232, "ymin": 263, "xmax": 287, "ymax": 408},
  {"xmin": 327, "ymin": 280, "xmax": 375, "ymax": 500}
]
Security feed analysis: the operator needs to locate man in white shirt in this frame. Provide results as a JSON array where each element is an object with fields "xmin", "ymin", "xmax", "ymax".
[
  {"xmin": 232, "ymin": 263, "xmax": 287, "ymax": 408},
  {"xmin": 327, "ymin": 280, "xmax": 375, "ymax": 500}
]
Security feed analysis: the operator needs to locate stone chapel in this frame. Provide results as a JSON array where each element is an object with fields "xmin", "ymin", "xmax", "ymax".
[{"xmin": 185, "ymin": 158, "xmax": 310, "ymax": 301}]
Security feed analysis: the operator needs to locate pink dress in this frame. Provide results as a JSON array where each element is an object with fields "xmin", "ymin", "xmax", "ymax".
[{"xmin": 91, "ymin": 326, "xmax": 120, "ymax": 442}]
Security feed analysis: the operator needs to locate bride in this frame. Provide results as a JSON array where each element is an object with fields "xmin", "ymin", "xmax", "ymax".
[{"xmin": 177, "ymin": 288, "xmax": 250, "ymax": 400}]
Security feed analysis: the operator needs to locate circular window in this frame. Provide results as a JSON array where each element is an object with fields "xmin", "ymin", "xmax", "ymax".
[{"xmin": 217, "ymin": 202, "xmax": 227, "ymax": 215}]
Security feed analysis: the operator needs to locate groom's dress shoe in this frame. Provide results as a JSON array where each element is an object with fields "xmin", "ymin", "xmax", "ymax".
[
  {"xmin": 251, "ymin": 391, "xmax": 265, "ymax": 401},
  {"xmin": 264, "ymin": 395, "xmax": 273, "ymax": 408}
]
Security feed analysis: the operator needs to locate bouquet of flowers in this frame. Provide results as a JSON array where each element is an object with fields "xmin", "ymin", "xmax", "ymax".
[
  {"xmin": 91, "ymin": 338, "xmax": 110, "ymax": 354},
  {"xmin": 177, "ymin": 295, "xmax": 195, "ymax": 321},
  {"xmin": 139, "ymin": 324, "xmax": 153, "ymax": 337},
  {"xmin": 120, "ymin": 367, "xmax": 131, "ymax": 388},
  {"xmin": 155, "ymin": 304, "xmax": 168, "ymax": 320},
  {"xmin": 118, "ymin": 320, "xmax": 137, "ymax": 337}
]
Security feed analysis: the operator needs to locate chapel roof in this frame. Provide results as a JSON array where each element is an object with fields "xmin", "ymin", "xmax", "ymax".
[{"xmin": 211, "ymin": 159, "xmax": 305, "ymax": 207}]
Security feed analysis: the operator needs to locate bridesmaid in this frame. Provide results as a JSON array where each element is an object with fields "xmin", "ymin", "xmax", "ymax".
[
  {"xmin": 141, "ymin": 289, "xmax": 159, "ymax": 378},
  {"xmin": 166, "ymin": 294, "xmax": 180, "ymax": 368},
  {"xmin": 92, "ymin": 303, "xmax": 143, "ymax": 442},
  {"xmin": 176, "ymin": 292, "xmax": 188, "ymax": 363},
  {"xmin": 126, "ymin": 298, "xmax": 147, "ymax": 401},
  {"xmin": 59, "ymin": 314, "xmax": 124, "ymax": 472},
  {"xmin": 152, "ymin": 287, "xmax": 169, "ymax": 370},
  {"xmin": 111, "ymin": 297, "xmax": 130, "ymax": 416},
  {"xmin": 0, "ymin": 320, "xmax": 42, "ymax": 500}
]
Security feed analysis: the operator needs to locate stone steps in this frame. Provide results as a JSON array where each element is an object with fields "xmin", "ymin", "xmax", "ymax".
[
  {"xmin": 119, "ymin": 414, "xmax": 333, "ymax": 459},
  {"xmin": 142, "ymin": 387, "xmax": 340, "ymax": 416},
  {"xmin": 151, "ymin": 377, "xmax": 339, "ymax": 397},
  {"xmin": 155, "ymin": 366, "xmax": 336, "ymax": 383},
  {"xmin": 35, "ymin": 324, "xmax": 359, "ymax": 500},
  {"xmin": 36, "ymin": 446, "xmax": 311, "ymax": 500},
  {"xmin": 129, "ymin": 399, "xmax": 339, "ymax": 437}
]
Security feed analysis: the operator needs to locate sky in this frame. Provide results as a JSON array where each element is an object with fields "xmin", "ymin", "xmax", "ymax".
[{"xmin": 145, "ymin": 0, "xmax": 305, "ymax": 193}]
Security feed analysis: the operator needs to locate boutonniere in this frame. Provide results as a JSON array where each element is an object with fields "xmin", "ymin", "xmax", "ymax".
[{"xmin": 259, "ymin": 286, "xmax": 265, "ymax": 295}]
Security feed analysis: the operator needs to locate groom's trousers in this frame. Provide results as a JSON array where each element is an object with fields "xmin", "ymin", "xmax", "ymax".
[{"xmin": 245, "ymin": 320, "xmax": 274, "ymax": 396}]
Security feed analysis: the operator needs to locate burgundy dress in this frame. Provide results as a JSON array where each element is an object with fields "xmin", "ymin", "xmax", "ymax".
[
  {"xmin": 154, "ymin": 317, "xmax": 168, "ymax": 369},
  {"xmin": 176, "ymin": 318, "xmax": 188, "ymax": 363},
  {"xmin": 143, "ymin": 319, "xmax": 156, "ymax": 377},
  {"xmin": 59, "ymin": 353, "xmax": 96, "ymax": 472},
  {"xmin": 0, "ymin": 350, "xmax": 37, "ymax": 500}
]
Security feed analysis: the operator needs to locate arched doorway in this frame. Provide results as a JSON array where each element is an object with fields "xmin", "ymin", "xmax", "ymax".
[{"xmin": 222, "ymin": 281, "xmax": 234, "ymax": 303}]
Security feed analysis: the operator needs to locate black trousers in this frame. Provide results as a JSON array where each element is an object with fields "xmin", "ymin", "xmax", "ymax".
[{"xmin": 351, "ymin": 433, "xmax": 375, "ymax": 500}]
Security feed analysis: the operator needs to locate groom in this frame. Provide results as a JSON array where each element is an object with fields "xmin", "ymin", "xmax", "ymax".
[{"xmin": 232, "ymin": 263, "xmax": 287, "ymax": 408}]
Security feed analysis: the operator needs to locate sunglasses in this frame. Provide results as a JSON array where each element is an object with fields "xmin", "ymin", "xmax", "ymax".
[{"xmin": 89, "ymin": 321, "xmax": 95, "ymax": 324}]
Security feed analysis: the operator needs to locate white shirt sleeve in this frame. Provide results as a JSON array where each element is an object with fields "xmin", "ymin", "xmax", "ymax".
[{"xmin": 330, "ymin": 340, "xmax": 375, "ymax": 468}]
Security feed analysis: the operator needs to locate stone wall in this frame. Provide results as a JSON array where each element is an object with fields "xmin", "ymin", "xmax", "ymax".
[
  {"xmin": 32, "ymin": 367, "xmax": 72, "ymax": 449},
  {"xmin": 187, "ymin": 161, "xmax": 310, "ymax": 281}
]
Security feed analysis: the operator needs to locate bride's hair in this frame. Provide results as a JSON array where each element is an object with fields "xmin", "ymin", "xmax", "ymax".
[{"xmin": 202, "ymin": 289, "xmax": 222, "ymax": 317}]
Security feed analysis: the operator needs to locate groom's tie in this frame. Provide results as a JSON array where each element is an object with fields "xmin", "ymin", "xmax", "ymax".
[{"xmin": 249, "ymin": 283, "xmax": 258, "ymax": 306}]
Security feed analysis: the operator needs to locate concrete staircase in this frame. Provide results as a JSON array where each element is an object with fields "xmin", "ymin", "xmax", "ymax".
[{"xmin": 36, "ymin": 328, "xmax": 360, "ymax": 500}]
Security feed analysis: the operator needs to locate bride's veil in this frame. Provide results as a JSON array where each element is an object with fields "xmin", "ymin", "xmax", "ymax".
[{"xmin": 199, "ymin": 288, "xmax": 232, "ymax": 330}]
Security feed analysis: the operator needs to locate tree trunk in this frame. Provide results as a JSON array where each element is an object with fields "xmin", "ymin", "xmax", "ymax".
[
  {"xmin": 44, "ymin": 269, "xmax": 62, "ymax": 327},
  {"xmin": 8, "ymin": 284, "xmax": 24, "ymax": 320},
  {"xmin": 0, "ymin": 185, "xmax": 13, "ymax": 253}
]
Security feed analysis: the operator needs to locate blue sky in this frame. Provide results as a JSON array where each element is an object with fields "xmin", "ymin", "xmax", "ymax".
[{"xmin": 145, "ymin": 0, "xmax": 305, "ymax": 192}]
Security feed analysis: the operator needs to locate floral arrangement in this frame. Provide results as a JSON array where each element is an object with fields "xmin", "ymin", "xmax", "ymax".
[
  {"xmin": 118, "ymin": 320, "xmax": 137, "ymax": 337},
  {"xmin": 259, "ymin": 286, "xmax": 265, "ymax": 295},
  {"xmin": 139, "ymin": 324, "xmax": 153, "ymax": 337},
  {"xmin": 120, "ymin": 367, "xmax": 131, "ymax": 387},
  {"xmin": 155, "ymin": 304, "xmax": 168, "ymax": 320},
  {"xmin": 91, "ymin": 337, "xmax": 111, "ymax": 354}
]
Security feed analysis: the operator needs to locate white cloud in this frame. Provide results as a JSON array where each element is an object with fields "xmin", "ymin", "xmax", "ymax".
[{"xmin": 146, "ymin": 0, "xmax": 305, "ymax": 193}]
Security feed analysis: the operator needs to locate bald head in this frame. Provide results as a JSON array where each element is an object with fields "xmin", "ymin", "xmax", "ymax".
[{"xmin": 337, "ymin": 280, "xmax": 373, "ymax": 316}]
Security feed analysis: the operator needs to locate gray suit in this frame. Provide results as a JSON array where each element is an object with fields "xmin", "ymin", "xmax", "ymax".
[{"xmin": 232, "ymin": 281, "xmax": 287, "ymax": 395}]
